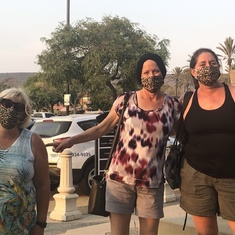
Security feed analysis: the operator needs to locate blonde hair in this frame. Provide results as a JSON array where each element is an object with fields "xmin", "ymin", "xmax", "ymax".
[{"xmin": 0, "ymin": 87, "xmax": 32, "ymax": 128}]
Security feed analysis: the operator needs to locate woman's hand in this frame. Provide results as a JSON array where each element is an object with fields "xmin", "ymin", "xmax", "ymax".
[
  {"xmin": 45, "ymin": 107, "xmax": 119, "ymax": 153},
  {"xmin": 45, "ymin": 138, "xmax": 73, "ymax": 153}
]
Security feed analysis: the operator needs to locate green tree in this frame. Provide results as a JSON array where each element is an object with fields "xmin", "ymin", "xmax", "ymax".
[
  {"xmin": 181, "ymin": 67, "xmax": 195, "ymax": 92},
  {"xmin": 217, "ymin": 36, "xmax": 235, "ymax": 83},
  {"xmin": 0, "ymin": 82, "xmax": 11, "ymax": 92},
  {"xmin": 171, "ymin": 67, "xmax": 183, "ymax": 97},
  {"xmin": 35, "ymin": 16, "xmax": 171, "ymax": 109},
  {"xmin": 77, "ymin": 16, "xmax": 170, "ymax": 106},
  {"xmin": 37, "ymin": 24, "xmax": 84, "ymax": 107},
  {"xmin": 24, "ymin": 74, "xmax": 63, "ymax": 112}
]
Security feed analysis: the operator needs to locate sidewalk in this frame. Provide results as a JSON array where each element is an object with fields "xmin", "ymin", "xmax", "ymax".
[
  {"xmin": 45, "ymin": 188, "xmax": 231, "ymax": 235},
  {"xmin": 45, "ymin": 190, "xmax": 109, "ymax": 235}
]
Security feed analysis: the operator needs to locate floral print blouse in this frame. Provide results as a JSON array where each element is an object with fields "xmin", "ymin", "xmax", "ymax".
[
  {"xmin": 0, "ymin": 129, "xmax": 36, "ymax": 234},
  {"xmin": 107, "ymin": 91, "xmax": 181, "ymax": 188}
]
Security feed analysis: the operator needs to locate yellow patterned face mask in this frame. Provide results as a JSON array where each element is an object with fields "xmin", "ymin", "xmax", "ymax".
[
  {"xmin": 195, "ymin": 66, "xmax": 220, "ymax": 86},
  {"xmin": 141, "ymin": 75, "xmax": 164, "ymax": 93},
  {"xmin": 0, "ymin": 106, "xmax": 25, "ymax": 129}
]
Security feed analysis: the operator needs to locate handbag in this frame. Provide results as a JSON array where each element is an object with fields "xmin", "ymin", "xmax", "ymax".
[
  {"xmin": 164, "ymin": 91, "xmax": 193, "ymax": 190},
  {"xmin": 88, "ymin": 175, "xmax": 109, "ymax": 216},
  {"xmin": 88, "ymin": 92, "xmax": 130, "ymax": 216},
  {"xmin": 164, "ymin": 132, "xmax": 183, "ymax": 189}
]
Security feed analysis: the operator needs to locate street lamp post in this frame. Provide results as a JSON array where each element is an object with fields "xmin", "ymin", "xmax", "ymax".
[
  {"xmin": 66, "ymin": 0, "xmax": 70, "ymax": 115},
  {"xmin": 67, "ymin": 0, "xmax": 70, "ymax": 26}
]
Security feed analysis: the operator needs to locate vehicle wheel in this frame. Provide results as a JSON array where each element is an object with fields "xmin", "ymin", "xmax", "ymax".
[{"xmin": 78, "ymin": 163, "xmax": 94, "ymax": 196}]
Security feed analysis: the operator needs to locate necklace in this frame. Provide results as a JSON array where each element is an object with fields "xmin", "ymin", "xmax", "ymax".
[
  {"xmin": 0, "ymin": 150, "xmax": 9, "ymax": 161},
  {"xmin": 0, "ymin": 144, "xmax": 10, "ymax": 156},
  {"xmin": 0, "ymin": 149, "xmax": 9, "ymax": 157},
  {"xmin": 0, "ymin": 130, "xmax": 20, "ymax": 156}
]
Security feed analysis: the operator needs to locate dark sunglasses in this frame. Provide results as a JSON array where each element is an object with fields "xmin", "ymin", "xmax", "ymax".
[{"xmin": 0, "ymin": 98, "xmax": 25, "ymax": 112}]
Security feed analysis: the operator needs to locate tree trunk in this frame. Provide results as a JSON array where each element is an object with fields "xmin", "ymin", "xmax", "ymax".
[{"xmin": 106, "ymin": 80, "xmax": 117, "ymax": 102}]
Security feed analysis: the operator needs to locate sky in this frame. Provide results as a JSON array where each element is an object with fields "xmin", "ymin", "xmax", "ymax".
[{"xmin": 1, "ymin": 0, "xmax": 234, "ymax": 74}]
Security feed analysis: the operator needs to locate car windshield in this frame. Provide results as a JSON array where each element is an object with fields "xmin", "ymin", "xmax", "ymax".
[
  {"xmin": 31, "ymin": 112, "xmax": 55, "ymax": 118},
  {"xmin": 31, "ymin": 121, "xmax": 71, "ymax": 137},
  {"xmin": 78, "ymin": 120, "xmax": 97, "ymax": 130}
]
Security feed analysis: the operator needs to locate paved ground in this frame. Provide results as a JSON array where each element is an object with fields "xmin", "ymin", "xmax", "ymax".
[
  {"xmin": 45, "ymin": 187, "xmax": 110, "ymax": 235},
  {"xmin": 45, "ymin": 187, "xmax": 231, "ymax": 235},
  {"xmin": 45, "ymin": 187, "xmax": 180, "ymax": 235}
]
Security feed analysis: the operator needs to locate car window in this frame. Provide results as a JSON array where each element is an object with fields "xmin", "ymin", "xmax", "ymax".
[
  {"xmin": 31, "ymin": 121, "xmax": 71, "ymax": 137},
  {"xmin": 32, "ymin": 113, "xmax": 43, "ymax": 118},
  {"xmin": 45, "ymin": 113, "xmax": 55, "ymax": 118},
  {"xmin": 27, "ymin": 120, "xmax": 35, "ymax": 130},
  {"xmin": 78, "ymin": 120, "xmax": 97, "ymax": 131},
  {"xmin": 32, "ymin": 112, "xmax": 55, "ymax": 118}
]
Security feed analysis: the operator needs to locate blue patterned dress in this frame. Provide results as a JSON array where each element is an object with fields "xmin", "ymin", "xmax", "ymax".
[{"xmin": 0, "ymin": 129, "xmax": 36, "ymax": 234}]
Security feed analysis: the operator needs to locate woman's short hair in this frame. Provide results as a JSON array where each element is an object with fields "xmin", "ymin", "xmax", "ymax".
[{"xmin": 0, "ymin": 87, "xmax": 32, "ymax": 128}]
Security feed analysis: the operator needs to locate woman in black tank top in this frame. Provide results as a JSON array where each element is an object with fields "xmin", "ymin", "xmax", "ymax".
[{"xmin": 180, "ymin": 48, "xmax": 235, "ymax": 235}]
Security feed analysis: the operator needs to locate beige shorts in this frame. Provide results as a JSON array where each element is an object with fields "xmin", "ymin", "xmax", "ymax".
[
  {"xmin": 180, "ymin": 159, "xmax": 235, "ymax": 221},
  {"xmin": 105, "ymin": 178, "xmax": 164, "ymax": 219}
]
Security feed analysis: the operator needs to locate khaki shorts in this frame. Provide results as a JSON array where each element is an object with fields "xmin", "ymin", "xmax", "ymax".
[
  {"xmin": 180, "ymin": 159, "xmax": 235, "ymax": 221},
  {"xmin": 106, "ymin": 178, "xmax": 164, "ymax": 219}
]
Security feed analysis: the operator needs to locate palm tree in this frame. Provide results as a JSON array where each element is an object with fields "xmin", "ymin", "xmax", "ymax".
[
  {"xmin": 217, "ymin": 37, "xmax": 235, "ymax": 83},
  {"xmin": 171, "ymin": 67, "xmax": 183, "ymax": 97}
]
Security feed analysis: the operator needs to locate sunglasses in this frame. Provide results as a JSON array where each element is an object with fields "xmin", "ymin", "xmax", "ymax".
[{"xmin": 0, "ymin": 98, "xmax": 25, "ymax": 112}]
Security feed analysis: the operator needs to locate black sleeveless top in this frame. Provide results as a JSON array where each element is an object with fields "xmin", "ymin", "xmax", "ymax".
[{"xmin": 184, "ymin": 83, "xmax": 235, "ymax": 178}]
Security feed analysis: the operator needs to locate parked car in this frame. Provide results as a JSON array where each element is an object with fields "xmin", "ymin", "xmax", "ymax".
[
  {"xmin": 31, "ymin": 112, "xmax": 56, "ymax": 118},
  {"xmin": 30, "ymin": 114, "xmax": 99, "ymax": 195},
  {"xmin": 27, "ymin": 119, "xmax": 36, "ymax": 130}
]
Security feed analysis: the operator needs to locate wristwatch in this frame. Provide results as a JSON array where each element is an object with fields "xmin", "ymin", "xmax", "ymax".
[{"xmin": 36, "ymin": 220, "xmax": 47, "ymax": 228}]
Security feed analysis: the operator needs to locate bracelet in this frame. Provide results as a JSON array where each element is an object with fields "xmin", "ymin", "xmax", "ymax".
[{"xmin": 36, "ymin": 220, "xmax": 47, "ymax": 228}]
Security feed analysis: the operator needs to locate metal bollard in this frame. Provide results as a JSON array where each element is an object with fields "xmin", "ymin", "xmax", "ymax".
[{"xmin": 50, "ymin": 150, "xmax": 82, "ymax": 221}]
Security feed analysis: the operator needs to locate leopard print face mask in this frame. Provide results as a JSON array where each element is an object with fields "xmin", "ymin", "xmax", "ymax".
[
  {"xmin": 195, "ymin": 66, "xmax": 220, "ymax": 86},
  {"xmin": 0, "ymin": 106, "xmax": 25, "ymax": 129},
  {"xmin": 141, "ymin": 75, "xmax": 164, "ymax": 93}
]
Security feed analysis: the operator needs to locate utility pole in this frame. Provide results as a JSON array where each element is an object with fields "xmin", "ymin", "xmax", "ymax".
[
  {"xmin": 67, "ymin": 0, "xmax": 70, "ymax": 26},
  {"xmin": 66, "ymin": 0, "xmax": 70, "ymax": 115}
]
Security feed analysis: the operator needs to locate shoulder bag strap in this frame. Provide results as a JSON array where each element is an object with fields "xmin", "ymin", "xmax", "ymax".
[
  {"xmin": 104, "ymin": 92, "xmax": 130, "ymax": 170},
  {"xmin": 174, "ymin": 91, "xmax": 193, "ymax": 143}
]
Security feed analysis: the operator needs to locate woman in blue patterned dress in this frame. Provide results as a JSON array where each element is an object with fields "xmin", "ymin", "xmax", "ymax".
[
  {"xmin": 0, "ymin": 88, "xmax": 50, "ymax": 234},
  {"xmin": 51, "ymin": 53, "xmax": 181, "ymax": 235}
]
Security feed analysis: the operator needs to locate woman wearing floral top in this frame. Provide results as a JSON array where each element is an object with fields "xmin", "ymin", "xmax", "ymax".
[
  {"xmin": 0, "ymin": 88, "xmax": 50, "ymax": 235},
  {"xmin": 51, "ymin": 53, "xmax": 181, "ymax": 235}
]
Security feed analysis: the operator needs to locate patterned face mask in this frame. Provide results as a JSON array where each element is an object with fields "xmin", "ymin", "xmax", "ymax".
[
  {"xmin": 141, "ymin": 75, "xmax": 164, "ymax": 93},
  {"xmin": 0, "ymin": 106, "xmax": 25, "ymax": 129},
  {"xmin": 195, "ymin": 66, "xmax": 220, "ymax": 86}
]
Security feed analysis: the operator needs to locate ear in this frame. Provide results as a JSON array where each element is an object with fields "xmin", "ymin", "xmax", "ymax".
[{"xmin": 191, "ymin": 68, "xmax": 197, "ymax": 78}]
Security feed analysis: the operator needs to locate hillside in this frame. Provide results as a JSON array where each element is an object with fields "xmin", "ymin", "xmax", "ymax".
[{"xmin": 0, "ymin": 72, "xmax": 37, "ymax": 87}]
